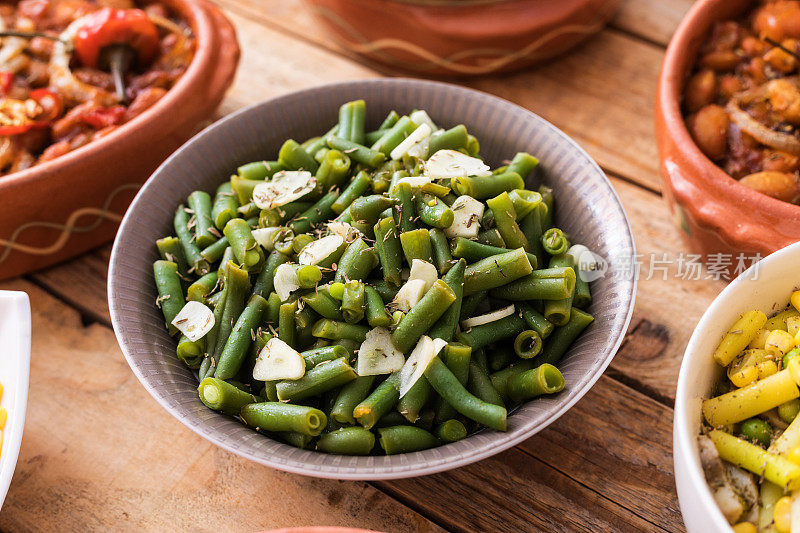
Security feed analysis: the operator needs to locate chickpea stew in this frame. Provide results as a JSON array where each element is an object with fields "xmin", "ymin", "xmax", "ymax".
[
  {"xmin": 684, "ymin": 0, "xmax": 800, "ymax": 204},
  {"xmin": 0, "ymin": 0, "xmax": 195, "ymax": 176}
]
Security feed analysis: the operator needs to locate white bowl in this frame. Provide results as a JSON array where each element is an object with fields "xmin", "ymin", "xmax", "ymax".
[
  {"xmin": 674, "ymin": 241, "xmax": 800, "ymax": 532},
  {"xmin": 0, "ymin": 291, "xmax": 30, "ymax": 509}
]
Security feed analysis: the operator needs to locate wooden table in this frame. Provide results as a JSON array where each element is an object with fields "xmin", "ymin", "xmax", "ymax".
[{"xmin": 0, "ymin": 1, "xmax": 704, "ymax": 530}]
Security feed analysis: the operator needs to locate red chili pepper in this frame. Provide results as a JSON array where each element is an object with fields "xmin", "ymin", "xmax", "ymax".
[
  {"xmin": 0, "ymin": 90, "xmax": 62, "ymax": 135},
  {"xmin": 29, "ymin": 89, "xmax": 63, "ymax": 122},
  {"xmin": 0, "ymin": 72, "xmax": 13, "ymax": 95},
  {"xmin": 73, "ymin": 8, "xmax": 159, "ymax": 69},
  {"xmin": 81, "ymin": 105, "xmax": 126, "ymax": 129}
]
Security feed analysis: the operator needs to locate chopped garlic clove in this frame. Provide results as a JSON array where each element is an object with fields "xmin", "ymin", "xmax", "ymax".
[
  {"xmin": 171, "ymin": 301, "xmax": 215, "ymax": 342},
  {"xmin": 253, "ymin": 338, "xmax": 305, "ymax": 381}
]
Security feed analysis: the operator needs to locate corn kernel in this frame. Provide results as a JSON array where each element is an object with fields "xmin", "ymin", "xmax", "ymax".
[
  {"xmin": 775, "ymin": 496, "xmax": 792, "ymax": 533},
  {"xmin": 767, "ymin": 330, "xmax": 796, "ymax": 356},
  {"xmin": 732, "ymin": 523, "xmax": 757, "ymax": 533},
  {"xmin": 750, "ymin": 329, "xmax": 771, "ymax": 349},
  {"xmin": 792, "ymin": 291, "xmax": 800, "ymax": 313}
]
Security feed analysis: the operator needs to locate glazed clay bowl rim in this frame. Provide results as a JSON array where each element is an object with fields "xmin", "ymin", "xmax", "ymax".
[
  {"xmin": 108, "ymin": 78, "xmax": 637, "ymax": 480},
  {"xmin": 0, "ymin": 0, "xmax": 220, "ymax": 191},
  {"xmin": 658, "ymin": 0, "xmax": 800, "ymax": 251}
]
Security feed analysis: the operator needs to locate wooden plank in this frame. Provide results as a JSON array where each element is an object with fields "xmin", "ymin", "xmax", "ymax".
[
  {"xmin": 0, "ymin": 278, "xmax": 444, "ymax": 533},
  {"xmin": 611, "ymin": 0, "xmax": 693, "ymax": 47},
  {"xmin": 216, "ymin": 0, "xmax": 667, "ymax": 193}
]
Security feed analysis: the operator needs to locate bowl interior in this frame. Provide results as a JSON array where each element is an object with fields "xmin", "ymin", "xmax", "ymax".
[
  {"xmin": 674, "ymin": 242, "xmax": 800, "ymax": 531},
  {"xmin": 109, "ymin": 79, "xmax": 636, "ymax": 479},
  {"xmin": 0, "ymin": 291, "xmax": 30, "ymax": 508}
]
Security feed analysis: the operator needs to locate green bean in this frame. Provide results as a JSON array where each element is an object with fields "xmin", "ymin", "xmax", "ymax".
[
  {"xmin": 241, "ymin": 402, "xmax": 326, "ymax": 436},
  {"xmin": 450, "ymin": 237, "xmax": 537, "ymax": 269},
  {"xmin": 468, "ymin": 360, "xmax": 505, "ymax": 408},
  {"xmin": 331, "ymin": 171, "xmax": 372, "ymax": 214},
  {"xmin": 371, "ymin": 116, "xmax": 416, "ymax": 155},
  {"xmin": 514, "ymin": 330, "xmax": 543, "ymax": 359},
  {"xmin": 487, "ymin": 192, "xmax": 528, "ymax": 252},
  {"xmin": 334, "ymin": 238, "xmax": 377, "ymax": 283},
  {"xmin": 341, "ymin": 280, "xmax": 366, "ymax": 324},
  {"xmin": 230, "ymin": 175, "xmax": 262, "ymax": 206},
  {"xmin": 415, "ymin": 192, "xmax": 454, "ymax": 229},
  {"xmin": 354, "ymin": 373, "xmax": 401, "ymax": 429},
  {"xmin": 337, "ymin": 99, "xmax": 366, "ymax": 145},
  {"xmin": 392, "ymin": 181, "xmax": 415, "ymax": 232},
  {"xmin": 371, "ymin": 217, "xmax": 403, "ymax": 287},
  {"xmin": 520, "ymin": 207, "xmax": 546, "ymax": 266},
  {"xmin": 198, "ymin": 377, "xmax": 256, "ymax": 416},
  {"xmin": 331, "ymin": 375, "xmax": 376, "ymax": 424},
  {"xmin": 488, "ymin": 360, "xmax": 537, "ymax": 401},
  {"xmin": 295, "ymin": 302, "xmax": 318, "ymax": 329},
  {"xmin": 350, "ymin": 195, "xmax": 397, "ymax": 226},
  {"xmin": 201, "ymin": 273, "xmax": 229, "ymax": 375},
  {"xmin": 214, "ymin": 294, "xmax": 268, "ymax": 379},
  {"xmin": 237, "ymin": 160, "xmax": 286, "ymax": 180},
  {"xmin": 506, "ymin": 152, "xmax": 539, "ymax": 180},
  {"xmin": 328, "ymin": 282, "xmax": 346, "ymax": 300},
  {"xmin": 187, "ymin": 271, "xmax": 218, "ymax": 303},
  {"xmin": 477, "ymin": 228, "xmax": 506, "ymax": 248},
  {"xmin": 506, "ymin": 364, "xmax": 565, "ymax": 403},
  {"xmin": 365, "ymin": 286, "xmax": 392, "ymax": 327},
  {"xmin": 462, "ymin": 248, "xmax": 533, "ymax": 296},
  {"xmin": 399, "ymin": 228, "xmax": 434, "ymax": 266},
  {"xmin": 207, "ymin": 290, "xmax": 224, "ymax": 308},
  {"xmin": 378, "ymin": 110, "xmax": 400, "ymax": 130},
  {"xmin": 153, "ymin": 260, "xmax": 184, "ymax": 335},
  {"xmin": 210, "ymin": 262, "xmax": 252, "ymax": 363},
  {"xmin": 291, "ymin": 264, "xmax": 323, "ymax": 288},
  {"xmin": 542, "ymin": 228, "xmax": 569, "ymax": 256},
  {"xmin": 507, "ymin": 189, "xmax": 541, "ymax": 220},
  {"xmin": 326, "ymin": 136, "xmax": 386, "ymax": 168},
  {"xmin": 539, "ymin": 185, "xmax": 555, "ymax": 230},
  {"xmin": 278, "ymin": 139, "xmax": 319, "ymax": 173},
  {"xmin": 278, "ymin": 300, "xmax": 298, "ymax": 346},
  {"xmin": 424, "ymin": 356, "xmax": 506, "ymax": 430},
  {"xmin": 289, "ymin": 189, "xmax": 339, "ymax": 235},
  {"xmin": 265, "ymin": 201, "xmax": 314, "ymax": 227},
  {"xmin": 544, "ymin": 254, "xmax": 575, "ymax": 326},
  {"xmin": 200, "ymin": 235, "xmax": 229, "ymax": 264},
  {"xmin": 518, "ymin": 303, "xmax": 555, "ymax": 339},
  {"xmin": 428, "ymin": 124, "xmax": 468, "ymax": 154},
  {"xmin": 174, "ymin": 205, "xmax": 210, "ymax": 275},
  {"xmin": 292, "ymin": 233, "xmax": 315, "ymax": 254},
  {"xmin": 538, "ymin": 308, "xmax": 594, "ymax": 366},
  {"xmin": 458, "ymin": 314, "xmax": 525, "ymax": 351},
  {"xmin": 435, "ymin": 419, "xmax": 467, "ymax": 443},
  {"xmin": 433, "ymin": 343, "xmax": 471, "ymax": 423},
  {"xmin": 397, "ymin": 371, "xmax": 433, "ymax": 423},
  {"xmin": 174, "ymin": 325, "xmax": 204, "ymax": 363},
  {"xmin": 224, "ymin": 218, "xmax": 264, "ymax": 270},
  {"xmin": 489, "ymin": 267, "xmax": 576, "ymax": 301},
  {"xmin": 428, "ymin": 259, "xmax": 466, "ymax": 342},
  {"xmin": 488, "ymin": 346, "xmax": 515, "ymax": 372},
  {"xmin": 302, "ymin": 289, "xmax": 343, "ymax": 320},
  {"xmin": 466, "ymin": 134, "xmax": 480, "ymax": 156},
  {"xmin": 311, "ymin": 319, "xmax": 369, "ymax": 343},
  {"xmin": 317, "ymin": 427, "xmax": 375, "ymax": 455},
  {"xmin": 459, "ymin": 291, "xmax": 487, "ymax": 321},
  {"xmin": 305, "ymin": 125, "xmax": 338, "ymax": 157},
  {"xmin": 301, "ymin": 345, "xmax": 350, "ymax": 369},
  {"xmin": 378, "ymin": 425, "xmax": 438, "ymax": 455},
  {"xmin": 187, "ymin": 191, "xmax": 216, "ymax": 248},
  {"xmin": 370, "ymin": 279, "xmax": 399, "ymax": 303},
  {"xmin": 276, "ymin": 357, "xmax": 357, "ymax": 402},
  {"xmin": 265, "ymin": 292, "xmax": 281, "ymax": 324},
  {"xmin": 365, "ymin": 128, "xmax": 390, "ymax": 146},
  {"xmin": 428, "ymin": 228, "xmax": 454, "ymax": 275},
  {"xmin": 314, "ymin": 149, "xmax": 351, "ymax": 193},
  {"xmin": 392, "ymin": 280, "xmax": 457, "ymax": 353},
  {"xmin": 156, "ymin": 236, "xmax": 190, "ymax": 280},
  {"xmin": 451, "ymin": 171, "xmax": 524, "ymax": 199}
]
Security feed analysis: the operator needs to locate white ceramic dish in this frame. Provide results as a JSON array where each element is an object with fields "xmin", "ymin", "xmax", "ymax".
[
  {"xmin": 674, "ymin": 241, "xmax": 800, "ymax": 532},
  {"xmin": 0, "ymin": 291, "xmax": 30, "ymax": 509}
]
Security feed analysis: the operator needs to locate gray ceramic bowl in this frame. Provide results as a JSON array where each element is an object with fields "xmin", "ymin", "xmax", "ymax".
[{"xmin": 108, "ymin": 79, "xmax": 636, "ymax": 479}]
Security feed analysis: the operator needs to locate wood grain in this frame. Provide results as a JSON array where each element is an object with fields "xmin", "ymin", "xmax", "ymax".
[
  {"xmin": 612, "ymin": 0, "xmax": 693, "ymax": 46},
  {"xmin": 0, "ymin": 278, "xmax": 444, "ymax": 533}
]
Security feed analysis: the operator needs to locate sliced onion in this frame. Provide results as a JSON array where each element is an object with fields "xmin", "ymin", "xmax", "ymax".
[
  {"xmin": 461, "ymin": 305, "xmax": 515, "ymax": 329},
  {"xmin": 727, "ymin": 85, "xmax": 800, "ymax": 155}
]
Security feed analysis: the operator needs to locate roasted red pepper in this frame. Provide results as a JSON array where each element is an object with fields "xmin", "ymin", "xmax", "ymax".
[
  {"xmin": 73, "ymin": 8, "xmax": 159, "ymax": 69},
  {"xmin": 0, "ymin": 89, "xmax": 63, "ymax": 135},
  {"xmin": 81, "ymin": 105, "xmax": 126, "ymax": 129}
]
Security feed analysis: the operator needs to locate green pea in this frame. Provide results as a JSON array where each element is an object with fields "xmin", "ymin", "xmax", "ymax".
[
  {"xmin": 784, "ymin": 347, "xmax": 800, "ymax": 369},
  {"xmin": 740, "ymin": 418, "xmax": 772, "ymax": 447},
  {"xmin": 779, "ymin": 399, "xmax": 800, "ymax": 424}
]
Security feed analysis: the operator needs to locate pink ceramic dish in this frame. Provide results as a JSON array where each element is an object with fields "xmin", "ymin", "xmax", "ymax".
[
  {"xmin": 0, "ymin": 0, "xmax": 239, "ymax": 281},
  {"xmin": 656, "ymin": 0, "xmax": 800, "ymax": 266},
  {"xmin": 305, "ymin": 0, "xmax": 622, "ymax": 76}
]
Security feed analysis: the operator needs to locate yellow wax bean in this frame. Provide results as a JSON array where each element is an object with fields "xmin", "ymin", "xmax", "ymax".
[
  {"xmin": 788, "ymin": 316, "xmax": 800, "ymax": 337},
  {"xmin": 767, "ymin": 330, "xmax": 796, "ymax": 357},
  {"xmin": 766, "ymin": 309, "xmax": 800, "ymax": 332},
  {"xmin": 791, "ymin": 290, "xmax": 800, "ymax": 313},
  {"xmin": 774, "ymin": 496, "xmax": 791, "ymax": 533},
  {"xmin": 729, "ymin": 349, "xmax": 771, "ymax": 388},
  {"xmin": 703, "ymin": 369, "xmax": 799, "ymax": 427},
  {"xmin": 759, "ymin": 481, "xmax": 783, "ymax": 531},
  {"xmin": 714, "ymin": 310, "xmax": 768, "ymax": 366},
  {"xmin": 732, "ymin": 523, "xmax": 757, "ymax": 533},
  {"xmin": 749, "ymin": 329, "xmax": 771, "ymax": 350},
  {"xmin": 709, "ymin": 430, "xmax": 800, "ymax": 490}
]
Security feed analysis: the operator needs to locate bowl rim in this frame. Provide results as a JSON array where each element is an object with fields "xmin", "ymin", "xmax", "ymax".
[
  {"xmin": 108, "ymin": 77, "xmax": 637, "ymax": 479},
  {"xmin": 0, "ymin": 290, "xmax": 30, "ymax": 509},
  {"xmin": 0, "ymin": 0, "xmax": 219, "ymax": 190},
  {"xmin": 657, "ymin": 0, "xmax": 800, "ymax": 237},
  {"xmin": 673, "ymin": 241, "xmax": 800, "ymax": 532}
]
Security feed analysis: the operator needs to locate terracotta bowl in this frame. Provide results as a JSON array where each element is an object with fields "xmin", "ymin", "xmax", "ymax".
[
  {"xmin": 0, "ymin": 0, "xmax": 239, "ymax": 281},
  {"xmin": 656, "ymin": 0, "xmax": 800, "ymax": 265},
  {"xmin": 304, "ymin": 0, "xmax": 622, "ymax": 76},
  {"xmin": 108, "ymin": 78, "xmax": 636, "ymax": 479}
]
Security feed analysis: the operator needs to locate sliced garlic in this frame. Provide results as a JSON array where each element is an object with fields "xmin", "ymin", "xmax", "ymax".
[
  {"xmin": 390, "ymin": 123, "xmax": 431, "ymax": 160},
  {"xmin": 274, "ymin": 263, "xmax": 300, "ymax": 301},
  {"xmin": 444, "ymin": 195, "xmax": 485, "ymax": 239},
  {"xmin": 461, "ymin": 304, "xmax": 515, "ymax": 329},
  {"xmin": 298, "ymin": 234, "xmax": 344, "ymax": 265},
  {"xmin": 171, "ymin": 301, "xmax": 215, "ymax": 342},
  {"xmin": 424, "ymin": 149, "xmax": 491, "ymax": 179},
  {"xmin": 398, "ymin": 336, "xmax": 447, "ymax": 397},
  {"xmin": 252, "ymin": 170, "xmax": 315, "ymax": 209},
  {"xmin": 253, "ymin": 338, "xmax": 305, "ymax": 381},
  {"xmin": 356, "ymin": 327, "xmax": 405, "ymax": 376}
]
